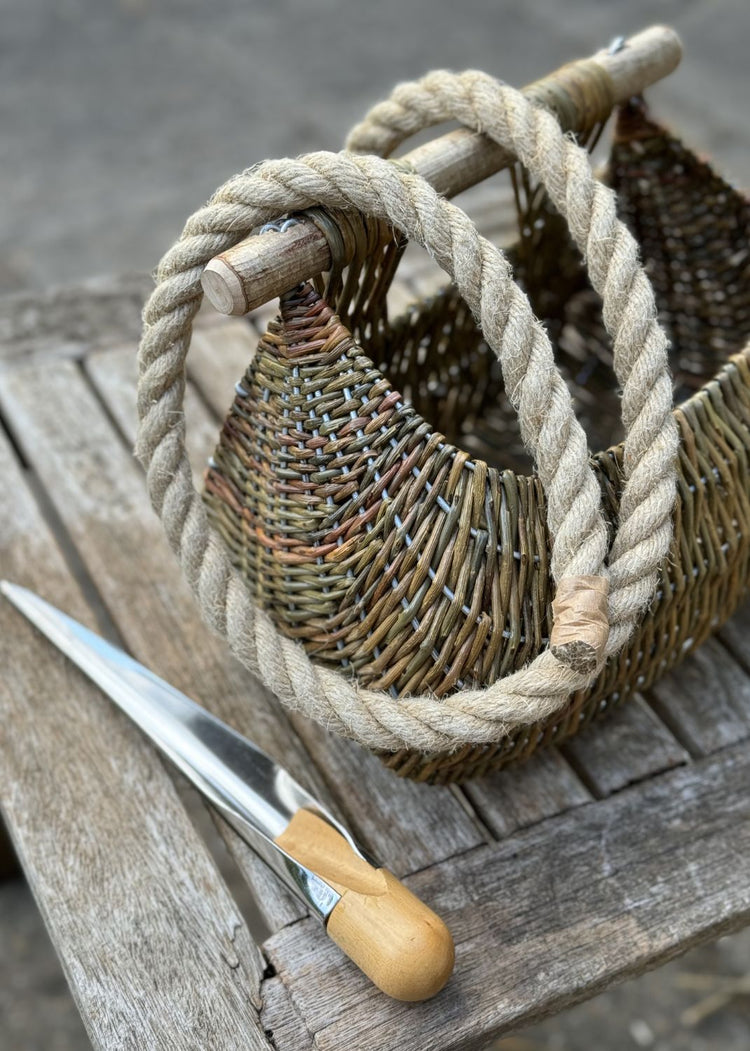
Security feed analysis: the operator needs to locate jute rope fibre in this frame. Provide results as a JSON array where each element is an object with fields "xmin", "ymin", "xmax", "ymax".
[
  {"xmin": 136, "ymin": 72, "xmax": 678, "ymax": 753},
  {"xmin": 347, "ymin": 71, "xmax": 679, "ymax": 631}
]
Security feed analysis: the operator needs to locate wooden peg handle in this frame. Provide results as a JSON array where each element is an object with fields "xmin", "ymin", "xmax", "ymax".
[
  {"xmin": 202, "ymin": 25, "xmax": 682, "ymax": 317},
  {"xmin": 275, "ymin": 809, "xmax": 455, "ymax": 1001}
]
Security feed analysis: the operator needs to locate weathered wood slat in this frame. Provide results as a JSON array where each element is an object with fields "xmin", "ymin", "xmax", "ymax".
[
  {"xmin": 0, "ymin": 429, "xmax": 271, "ymax": 1051},
  {"xmin": 290, "ymin": 721, "xmax": 485, "ymax": 874},
  {"xmin": 648, "ymin": 637, "xmax": 750, "ymax": 756},
  {"xmin": 461, "ymin": 693, "xmax": 688, "ymax": 837},
  {"xmin": 86, "ymin": 332, "xmax": 319, "ymax": 924},
  {"xmin": 562, "ymin": 695, "xmax": 690, "ymax": 798},
  {"xmin": 0, "ymin": 274, "xmax": 151, "ymax": 362},
  {"xmin": 6, "ymin": 276, "xmax": 747, "ymax": 1048},
  {"xmin": 85, "ymin": 344, "xmax": 219, "ymax": 490},
  {"xmin": 189, "ymin": 319, "xmax": 262, "ymax": 419},
  {"xmin": 0, "ymin": 275, "xmax": 248, "ymax": 366},
  {"xmin": 463, "ymin": 748, "xmax": 591, "ymax": 839},
  {"xmin": 260, "ymin": 977, "xmax": 315, "ymax": 1051},
  {"xmin": 264, "ymin": 741, "xmax": 750, "ymax": 1051}
]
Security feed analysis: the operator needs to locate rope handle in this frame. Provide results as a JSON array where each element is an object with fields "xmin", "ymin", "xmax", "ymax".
[
  {"xmin": 135, "ymin": 73, "xmax": 678, "ymax": 753},
  {"xmin": 347, "ymin": 70, "xmax": 679, "ymax": 653}
]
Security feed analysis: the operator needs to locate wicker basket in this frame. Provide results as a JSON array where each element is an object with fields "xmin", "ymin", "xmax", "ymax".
[{"xmin": 197, "ymin": 93, "xmax": 750, "ymax": 783}]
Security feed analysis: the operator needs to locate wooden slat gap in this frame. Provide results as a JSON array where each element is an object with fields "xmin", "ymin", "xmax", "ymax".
[
  {"xmin": 78, "ymin": 354, "xmax": 141, "ymax": 458},
  {"xmin": 463, "ymin": 748, "xmax": 593, "ymax": 841},
  {"xmin": 449, "ymin": 784, "xmax": 496, "ymax": 843},
  {"xmin": 558, "ymin": 739, "xmax": 611, "ymax": 799},
  {"xmin": 0, "ymin": 402, "xmax": 30, "ymax": 469},
  {"xmin": 180, "ymin": 370, "xmax": 226, "ymax": 445},
  {"xmin": 260, "ymin": 974, "xmax": 316, "ymax": 1051},
  {"xmin": 644, "ymin": 687, "xmax": 731, "ymax": 761},
  {"xmin": 0, "ymin": 416, "xmax": 127, "ymax": 649},
  {"xmin": 0, "ymin": 274, "xmax": 152, "ymax": 363},
  {"xmin": 714, "ymin": 621, "xmax": 750, "ymax": 678},
  {"xmin": 560, "ymin": 710, "xmax": 691, "ymax": 801},
  {"xmin": 0, "ymin": 422, "xmax": 271, "ymax": 1047},
  {"xmin": 188, "ymin": 362, "xmax": 244, "ymax": 426}
]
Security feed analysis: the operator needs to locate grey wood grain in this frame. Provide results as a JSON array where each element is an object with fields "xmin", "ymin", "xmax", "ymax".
[
  {"xmin": 460, "ymin": 695, "xmax": 688, "ymax": 838},
  {"xmin": 85, "ymin": 343, "xmax": 219, "ymax": 491},
  {"xmin": 562, "ymin": 695, "xmax": 690, "ymax": 798},
  {"xmin": 264, "ymin": 740, "xmax": 750, "ymax": 1051},
  {"xmin": 3, "ymin": 262, "xmax": 748, "ymax": 1050},
  {"xmin": 463, "ymin": 747, "xmax": 591, "ymax": 839},
  {"xmin": 0, "ymin": 357, "xmax": 323, "ymax": 932},
  {"xmin": 289, "ymin": 720, "xmax": 486, "ymax": 874},
  {"xmin": 260, "ymin": 977, "xmax": 315, "ymax": 1051},
  {"xmin": 648, "ymin": 637, "xmax": 750, "ymax": 756},
  {"xmin": 189, "ymin": 318, "xmax": 261, "ymax": 419},
  {"xmin": 0, "ymin": 428, "xmax": 271, "ymax": 1051}
]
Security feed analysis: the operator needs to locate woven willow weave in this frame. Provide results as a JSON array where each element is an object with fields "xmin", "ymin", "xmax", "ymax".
[{"xmin": 204, "ymin": 101, "xmax": 750, "ymax": 782}]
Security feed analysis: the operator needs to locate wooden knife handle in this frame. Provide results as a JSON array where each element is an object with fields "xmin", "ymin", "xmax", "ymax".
[{"xmin": 275, "ymin": 809, "xmax": 454, "ymax": 1001}]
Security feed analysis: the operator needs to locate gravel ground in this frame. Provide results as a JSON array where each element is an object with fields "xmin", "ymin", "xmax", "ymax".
[{"xmin": 1, "ymin": 0, "xmax": 749, "ymax": 1047}]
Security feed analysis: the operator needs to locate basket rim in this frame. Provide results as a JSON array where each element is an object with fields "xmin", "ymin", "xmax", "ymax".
[{"xmin": 344, "ymin": 286, "xmax": 750, "ymax": 488}]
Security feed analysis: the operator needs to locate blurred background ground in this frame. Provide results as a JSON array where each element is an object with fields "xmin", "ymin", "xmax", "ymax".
[
  {"xmin": 1, "ymin": 0, "xmax": 749, "ymax": 1048},
  {"xmin": 3, "ymin": 0, "xmax": 750, "ymax": 294}
]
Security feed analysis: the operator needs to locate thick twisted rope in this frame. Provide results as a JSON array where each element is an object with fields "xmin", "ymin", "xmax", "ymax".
[
  {"xmin": 136, "ymin": 75, "xmax": 678, "ymax": 753},
  {"xmin": 348, "ymin": 70, "xmax": 680, "ymax": 644}
]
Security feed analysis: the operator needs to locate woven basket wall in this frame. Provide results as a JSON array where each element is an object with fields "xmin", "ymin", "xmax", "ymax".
[{"xmin": 204, "ymin": 100, "xmax": 750, "ymax": 783}]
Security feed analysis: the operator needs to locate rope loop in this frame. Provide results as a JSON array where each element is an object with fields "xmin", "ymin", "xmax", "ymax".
[{"xmin": 135, "ymin": 72, "xmax": 678, "ymax": 753}]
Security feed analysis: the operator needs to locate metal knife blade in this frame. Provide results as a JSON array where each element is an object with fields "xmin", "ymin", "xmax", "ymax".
[{"xmin": 0, "ymin": 580, "xmax": 355, "ymax": 921}]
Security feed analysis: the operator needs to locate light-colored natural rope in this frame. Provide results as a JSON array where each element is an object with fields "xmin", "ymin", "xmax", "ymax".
[
  {"xmin": 136, "ymin": 73, "xmax": 678, "ymax": 754},
  {"xmin": 348, "ymin": 70, "xmax": 680, "ymax": 641}
]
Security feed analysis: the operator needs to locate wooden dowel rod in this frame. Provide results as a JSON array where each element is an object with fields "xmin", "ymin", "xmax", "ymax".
[{"xmin": 202, "ymin": 25, "xmax": 682, "ymax": 316}]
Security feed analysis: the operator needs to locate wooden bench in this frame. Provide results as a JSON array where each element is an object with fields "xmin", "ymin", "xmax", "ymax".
[{"xmin": 1, "ymin": 212, "xmax": 749, "ymax": 1048}]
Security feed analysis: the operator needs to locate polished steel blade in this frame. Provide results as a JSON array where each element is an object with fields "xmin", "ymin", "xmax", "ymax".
[{"xmin": 0, "ymin": 581, "xmax": 355, "ymax": 921}]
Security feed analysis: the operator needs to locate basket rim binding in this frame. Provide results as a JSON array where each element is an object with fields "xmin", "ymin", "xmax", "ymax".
[{"xmin": 135, "ymin": 72, "xmax": 678, "ymax": 755}]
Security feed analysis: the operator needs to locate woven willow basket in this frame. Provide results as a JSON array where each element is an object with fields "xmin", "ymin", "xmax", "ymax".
[{"xmin": 187, "ymin": 92, "xmax": 750, "ymax": 783}]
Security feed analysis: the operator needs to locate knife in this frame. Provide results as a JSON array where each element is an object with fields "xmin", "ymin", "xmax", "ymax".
[{"xmin": 1, "ymin": 581, "xmax": 454, "ymax": 1001}]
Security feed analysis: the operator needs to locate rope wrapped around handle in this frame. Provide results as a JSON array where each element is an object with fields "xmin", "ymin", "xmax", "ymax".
[{"xmin": 136, "ymin": 72, "xmax": 678, "ymax": 753}]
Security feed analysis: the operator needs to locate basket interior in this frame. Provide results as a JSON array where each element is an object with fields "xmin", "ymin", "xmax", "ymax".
[{"xmin": 374, "ymin": 100, "xmax": 750, "ymax": 475}]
